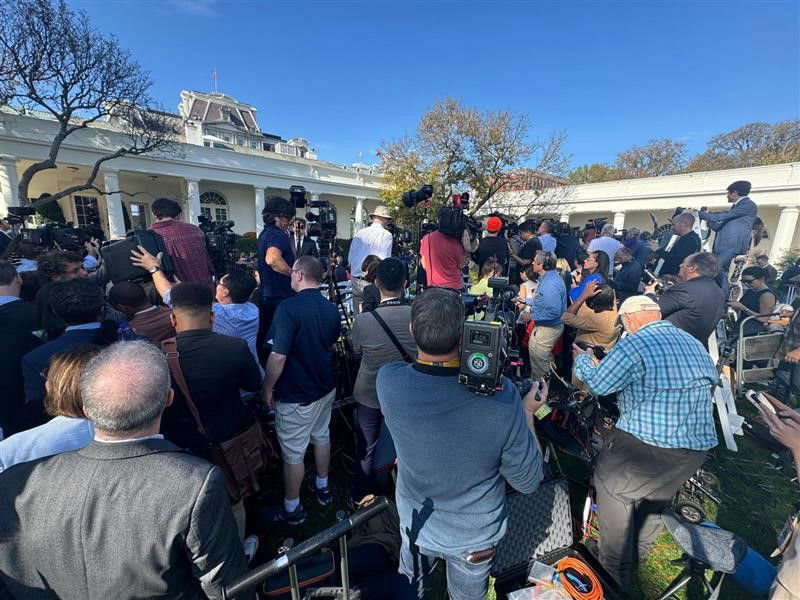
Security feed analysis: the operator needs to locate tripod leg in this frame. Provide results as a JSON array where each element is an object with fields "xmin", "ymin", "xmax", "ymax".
[{"xmin": 656, "ymin": 571, "xmax": 692, "ymax": 600}]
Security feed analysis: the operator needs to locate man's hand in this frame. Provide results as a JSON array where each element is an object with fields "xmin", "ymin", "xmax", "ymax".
[
  {"xmin": 262, "ymin": 386, "xmax": 275, "ymax": 409},
  {"xmin": 785, "ymin": 347, "xmax": 800, "ymax": 364},
  {"xmin": 646, "ymin": 240, "xmax": 659, "ymax": 251},
  {"xmin": 84, "ymin": 238, "xmax": 100, "ymax": 258},
  {"xmin": 757, "ymin": 399, "xmax": 800, "ymax": 456},
  {"xmin": 644, "ymin": 281, "xmax": 658, "ymax": 295},
  {"xmin": 519, "ymin": 311, "xmax": 531, "ymax": 323},
  {"xmin": 130, "ymin": 245, "xmax": 162, "ymax": 270}
]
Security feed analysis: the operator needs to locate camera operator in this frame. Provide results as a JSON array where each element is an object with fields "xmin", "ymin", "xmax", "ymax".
[
  {"xmin": 611, "ymin": 247, "xmax": 643, "ymax": 303},
  {"xmin": 350, "ymin": 257, "xmax": 416, "ymax": 500},
  {"xmin": 256, "ymin": 196, "xmax": 296, "ymax": 362},
  {"xmin": 149, "ymin": 198, "xmax": 214, "ymax": 289},
  {"xmin": 646, "ymin": 212, "xmax": 701, "ymax": 277},
  {"xmin": 291, "ymin": 218, "xmax": 319, "ymax": 258},
  {"xmin": 508, "ymin": 219, "xmax": 542, "ymax": 285},
  {"xmin": 378, "ymin": 288, "xmax": 543, "ymax": 599},
  {"xmin": 472, "ymin": 216, "xmax": 509, "ymax": 274},
  {"xmin": 572, "ymin": 295, "xmax": 719, "ymax": 587},
  {"xmin": 348, "ymin": 206, "xmax": 393, "ymax": 314},
  {"xmin": 645, "ymin": 252, "xmax": 725, "ymax": 349},
  {"xmin": 525, "ymin": 251, "xmax": 567, "ymax": 380},
  {"xmin": 419, "ymin": 221, "xmax": 469, "ymax": 292}
]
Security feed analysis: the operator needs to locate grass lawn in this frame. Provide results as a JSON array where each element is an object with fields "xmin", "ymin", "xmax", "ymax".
[{"xmin": 248, "ymin": 399, "xmax": 797, "ymax": 599}]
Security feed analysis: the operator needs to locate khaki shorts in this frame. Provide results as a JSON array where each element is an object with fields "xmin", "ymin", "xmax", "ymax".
[{"xmin": 276, "ymin": 389, "xmax": 335, "ymax": 464}]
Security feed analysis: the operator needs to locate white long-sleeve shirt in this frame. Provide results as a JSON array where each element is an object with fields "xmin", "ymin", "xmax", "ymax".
[{"xmin": 348, "ymin": 222, "xmax": 393, "ymax": 276}]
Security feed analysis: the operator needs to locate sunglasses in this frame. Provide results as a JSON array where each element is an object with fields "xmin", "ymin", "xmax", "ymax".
[{"xmin": 741, "ymin": 278, "xmax": 755, "ymax": 283}]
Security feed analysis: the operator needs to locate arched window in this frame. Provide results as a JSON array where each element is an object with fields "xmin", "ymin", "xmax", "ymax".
[{"xmin": 200, "ymin": 190, "xmax": 228, "ymax": 222}]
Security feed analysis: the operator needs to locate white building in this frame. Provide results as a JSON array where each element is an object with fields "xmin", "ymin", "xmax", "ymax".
[
  {"xmin": 0, "ymin": 91, "xmax": 383, "ymax": 240},
  {"xmin": 496, "ymin": 162, "xmax": 800, "ymax": 262}
]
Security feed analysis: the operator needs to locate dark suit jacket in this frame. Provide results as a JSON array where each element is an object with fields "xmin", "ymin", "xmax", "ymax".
[
  {"xmin": 656, "ymin": 276, "xmax": 726, "ymax": 348},
  {"xmin": 0, "ymin": 298, "xmax": 37, "ymax": 331},
  {"xmin": 656, "ymin": 231, "xmax": 701, "ymax": 276},
  {"xmin": 21, "ymin": 328, "xmax": 102, "ymax": 423},
  {"xmin": 0, "ymin": 329, "xmax": 42, "ymax": 437},
  {"xmin": 0, "ymin": 438, "xmax": 247, "ymax": 599},
  {"xmin": 611, "ymin": 259, "xmax": 643, "ymax": 302},
  {"xmin": 162, "ymin": 329, "xmax": 262, "ymax": 454},
  {"xmin": 700, "ymin": 197, "xmax": 758, "ymax": 257},
  {"xmin": 291, "ymin": 235, "xmax": 319, "ymax": 258}
]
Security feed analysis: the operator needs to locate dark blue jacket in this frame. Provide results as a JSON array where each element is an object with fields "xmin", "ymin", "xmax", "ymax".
[{"xmin": 612, "ymin": 259, "xmax": 644, "ymax": 302}]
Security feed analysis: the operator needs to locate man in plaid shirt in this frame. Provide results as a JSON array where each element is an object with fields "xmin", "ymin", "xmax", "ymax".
[
  {"xmin": 149, "ymin": 198, "xmax": 214, "ymax": 289},
  {"xmin": 573, "ymin": 295, "xmax": 719, "ymax": 587}
]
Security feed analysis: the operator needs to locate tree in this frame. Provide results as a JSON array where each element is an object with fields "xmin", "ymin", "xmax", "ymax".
[
  {"xmin": 686, "ymin": 120, "xmax": 800, "ymax": 172},
  {"xmin": 614, "ymin": 138, "xmax": 687, "ymax": 178},
  {"xmin": 379, "ymin": 98, "xmax": 570, "ymax": 222},
  {"xmin": 568, "ymin": 163, "xmax": 620, "ymax": 184},
  {"xmin": 0, "ymin": 0, "xmax": 179, "ymax": 209}
]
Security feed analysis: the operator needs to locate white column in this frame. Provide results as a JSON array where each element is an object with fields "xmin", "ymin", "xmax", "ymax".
[
  {"xmin": 103, "ymin": 171, "xmax": 126, "ymax": 239},
  {"xmin": 0, "ymin": 155, "xmax": 20, "ymax": 213},
  {"xmin": 613, "ymin": 211, "xmax": 626, "ymax": 231},
  {"xmin": 310, "ymin": 192, "xmax": 320, "ymax": 204},
  {"xmin": 254, "ymin": 187, "xmax": 265, "ymax": 234},
  {"xmin": 185, "ymin": 178, "xmax": 201, "ymax": 226},
  {"xmin": 770, "ymin": 206, "xmax": 800, "ymax": 263},
  {"xmin": 559, "ymin": 212, "xmax": 571, "ymax": 224},
  {"xmin": 355, "ymin": 196, "xmax": 365, "ymax": 230}
]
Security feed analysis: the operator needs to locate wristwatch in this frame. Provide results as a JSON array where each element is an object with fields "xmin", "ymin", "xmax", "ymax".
[{"xmin": 147, "ymin": 265, "xmax": 160, "ymax": 274}]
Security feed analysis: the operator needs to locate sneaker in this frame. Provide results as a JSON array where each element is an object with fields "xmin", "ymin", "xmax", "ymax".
[
  {"xmin": 261, "ymin": 503, "xmax": 307, "ymax": 526},
  {"xmin": 243, "ymin": 534, "xmax": 259, "ymax": 564},
  {"xmin": 306, "ymin": 475, "xmax": 334, "ymax": 506}
]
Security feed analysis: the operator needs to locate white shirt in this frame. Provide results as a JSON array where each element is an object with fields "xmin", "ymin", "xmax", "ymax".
[{"xmin": 348, "ymin": 222, "xmax": 393, "ymax": 276}]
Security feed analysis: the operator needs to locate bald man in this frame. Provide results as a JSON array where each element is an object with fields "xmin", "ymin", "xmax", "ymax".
[{"xmin": 648, "ymin": 212, "xmax": 701, "ymax": 276}]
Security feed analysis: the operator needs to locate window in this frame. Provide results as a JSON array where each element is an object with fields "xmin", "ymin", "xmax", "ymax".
[
  {"xmin": 128, "ymin": 202, "xmax": 148, "ymax": 229},
  {"xmin": 73, "ymin": 196, "xmax": 101, "ymax": 227},
  {"xmin": 200, "ymin": 191, "xmax": 228, "ymax": 222}
]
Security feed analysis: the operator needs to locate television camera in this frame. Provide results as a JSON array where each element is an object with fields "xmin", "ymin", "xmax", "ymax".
[
  {"xmin": 459, "ymin": 276, "xmax": 528, "ymax": 396},
  {"xmin": 9, "ymin": 206, "xmax": 104, "ymax": 252},
  {"xmin": 290, "ymin": 185, "xmax": 338, "ymax": 260},
  {"xmin": 198, "ymin": 214, "xmax": 237, "ymax": 277}
]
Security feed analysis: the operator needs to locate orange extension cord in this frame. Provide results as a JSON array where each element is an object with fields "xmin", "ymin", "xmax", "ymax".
[{"xmin": 556, "ymin": 557, "xmax": 604, "ymax": 600}]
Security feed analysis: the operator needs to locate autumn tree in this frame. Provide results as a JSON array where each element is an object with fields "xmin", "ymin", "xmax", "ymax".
[
  {"xmin": 567, "ymin": 163, "xmax": 620, "ymax": 184},
  {"xmin": 686, "ymin": 120, "xmax": 800, "ymax": 172},
  {"xmin": 379, "ymin": 98, "xmax": 570, "ymax": 223},
  {"xmin": 613, "ymin": 138, "xmax": 687, "ymax": 178},
  {"xmin": 0, "ymin": 0, "xmax": 178, "ymax": 209}
]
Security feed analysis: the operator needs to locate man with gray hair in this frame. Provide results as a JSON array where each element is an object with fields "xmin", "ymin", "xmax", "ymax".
[
  {"xmin": 588, "ymin": 223, "xmax": 621, "ymax": 277},
  {"xmin": 0, "ymin": 341, "xmax": 247, "ymax": 599}
]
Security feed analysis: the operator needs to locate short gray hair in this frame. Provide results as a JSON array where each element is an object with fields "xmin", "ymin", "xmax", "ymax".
[
  {"xmin": 628, "ymin": 226, "xmax": 640, "ymax": 236},
  {"xmin": 534, "ymin": 251, "xmax": 557, "ymax": 270},
  {"xmin": 601, "ymin": 223, "xmax": 616, "ymax": 236},
  {"xmin": 81, "ymin": 341, "xmax": 171, "ymax": 433},
  {"xmin": 686, "ymin": 252, "xmax": 720, "ymax": 278},
  {"xmin": 674, "ymin": 212, "xmax": 695, "ymax": 227}
]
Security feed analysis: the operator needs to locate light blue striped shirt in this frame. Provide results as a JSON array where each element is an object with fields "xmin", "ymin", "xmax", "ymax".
[{"xmin": 573, "ymin": 320, "xmax": 719, "ymax": 450}]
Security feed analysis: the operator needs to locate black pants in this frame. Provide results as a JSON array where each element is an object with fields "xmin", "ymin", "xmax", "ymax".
[
  {"xmin": 353, "ymin": 403, "xmax": 383, "ymax": 499},
  {"xmin": 594, "ymin": 428, "xmax": 707, "ymax": 587},
  {"xmin": 256, "ymin": 299, "xmax": 282, "ymax": 365}
]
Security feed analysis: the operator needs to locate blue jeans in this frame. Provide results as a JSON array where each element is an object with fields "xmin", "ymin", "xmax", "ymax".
[{"xmin": 399, "ymin": 532, "xmax": 495, "ymax": 600}]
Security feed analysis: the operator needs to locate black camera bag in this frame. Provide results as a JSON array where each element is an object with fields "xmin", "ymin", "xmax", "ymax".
[{"xmin": 100, "ymin": 229, "xmax": 175, "ymax": 283}]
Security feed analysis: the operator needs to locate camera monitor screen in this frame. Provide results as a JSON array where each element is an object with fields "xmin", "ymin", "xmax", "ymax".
[{"xmin": 470, "ymin": 330, "xmax": 492, "ymax": 347}]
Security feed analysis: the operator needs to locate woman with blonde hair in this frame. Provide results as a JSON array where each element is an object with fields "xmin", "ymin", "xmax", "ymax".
[{"xmin": 0, "ymin": 345, "xmax": 99, "ymax": 472}]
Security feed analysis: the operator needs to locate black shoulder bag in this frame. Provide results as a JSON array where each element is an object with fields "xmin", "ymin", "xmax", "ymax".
[{"xmin": 370, "ymin": 309, "xmax": 414, "ymax": 364}]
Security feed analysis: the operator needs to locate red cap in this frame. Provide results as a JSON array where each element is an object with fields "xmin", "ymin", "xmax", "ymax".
[{"xmin": 486, "ymin": 216, "xmax": 503, "ymax": 233}]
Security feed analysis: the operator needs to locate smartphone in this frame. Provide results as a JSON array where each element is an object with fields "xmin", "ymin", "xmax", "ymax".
[{"xmin": 746, "ymin": 390, "xmax": 777, "ymax": 414}]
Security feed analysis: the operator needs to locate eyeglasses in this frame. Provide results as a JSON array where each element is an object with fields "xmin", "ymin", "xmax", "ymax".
[{"xmin": 741, "ymin": 278, "xmax": 755, "ymax": 283}]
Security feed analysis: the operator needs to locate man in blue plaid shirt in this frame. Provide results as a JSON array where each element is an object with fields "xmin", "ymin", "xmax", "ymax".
[{"xmin": 573, "ymin": 294, "xmax": 719, "ymax": 586}]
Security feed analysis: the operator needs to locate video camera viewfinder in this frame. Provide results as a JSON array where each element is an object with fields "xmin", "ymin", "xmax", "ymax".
[{"xmin": 458, "ymin": 320, "xmax": 509, "ymax": 396}]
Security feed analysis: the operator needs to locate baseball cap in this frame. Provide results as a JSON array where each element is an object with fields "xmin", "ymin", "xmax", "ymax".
[
  {"xmin": 618, "ymin": 295, "xmax": 661, "ymax": 316},
  {"xmin": 485, "ymin": 216, "xmax": 503, "ymax": 233}
]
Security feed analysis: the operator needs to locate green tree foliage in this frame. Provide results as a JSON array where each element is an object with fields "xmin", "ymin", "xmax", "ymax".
[{"xmin": 568, "ymin": 163, "xmax": 619, "ymax": 184}]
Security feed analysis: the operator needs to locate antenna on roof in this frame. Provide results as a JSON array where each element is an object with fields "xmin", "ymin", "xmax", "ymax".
[{"xmin": 212, "ymin": 68, "xmax": 218, "ymax": 93}]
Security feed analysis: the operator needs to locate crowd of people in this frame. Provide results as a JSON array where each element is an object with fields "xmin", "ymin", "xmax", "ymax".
[{"xmin": 0, "ymin": 179, "xmax": 798, "ymax": 599}]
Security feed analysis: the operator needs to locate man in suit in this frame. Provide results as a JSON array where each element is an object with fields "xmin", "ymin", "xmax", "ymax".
[
  {"xmin": 646, "ymin": 252, "xmax": 726, "ymax": 349},
  {"xmin": 0, "ymin": 218, "xmax": 13, "ymax": 256},
  {"xmin": 22, "ymin": 278, "xmax": 115, "ymax": 427},
  {"xmin": 611, "ymin": 247, "xmax": 644, "ymax": 303},
  {"xmin": 160, "ymin": 282, "xmax": 262, "ymax": 538},
  {"xmin": 699, "ymin": 180, "xmax": 758, "ymax": 292},
  {"xmin": 0, "ymin": 340, "xmax": 247, "ymax": 599},
  {"xmin": 648, "ymin": 212, "xmax": 702, "ymax": 277},
  {"xmin": 0, "ymin": 259, "xmax": 36, "ymax": 331},
  {"xmin": 291, "ymin": 218, "xmax": 319, "ymax": 258}
]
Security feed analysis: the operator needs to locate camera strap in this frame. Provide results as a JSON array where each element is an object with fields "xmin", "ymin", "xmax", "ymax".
[{"xmin": 370, "ymin": 309, "xmax": 413, "ymax": 363}]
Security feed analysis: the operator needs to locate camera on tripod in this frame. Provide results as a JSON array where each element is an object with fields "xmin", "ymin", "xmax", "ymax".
[
  {"xmin": 289, "ymin": 185, "xmax": 338, "ymax": 260},
  {"xmin": 198, "ymin": 214, "xmax": 237, "ymax": 276}
]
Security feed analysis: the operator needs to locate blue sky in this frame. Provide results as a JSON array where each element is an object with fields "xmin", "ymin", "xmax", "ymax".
[{"xmin": 75, "ymin": 0, "xmax": 799, "ymax": 170}]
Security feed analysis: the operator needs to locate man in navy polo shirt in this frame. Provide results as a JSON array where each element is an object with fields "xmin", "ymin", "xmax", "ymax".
[
  {"xmin": 256, "ymin": 196, "xmax": 296, "ymax": 363},
  {"xmin": 261, "ymin": 256, "xmax": 342, "ymax": 525}
]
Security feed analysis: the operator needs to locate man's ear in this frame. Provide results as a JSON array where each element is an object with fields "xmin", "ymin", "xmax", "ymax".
[
  {"xmin": 169, "ymin": 312, "xmax": 177, "ymax": 328},
  {"xmin": 209, "ymin": 310, "xmax": 215, "ymax": 326},
  {"xmin": 164, "ymin": 387, "xmax": 174, "ymax": 408}
]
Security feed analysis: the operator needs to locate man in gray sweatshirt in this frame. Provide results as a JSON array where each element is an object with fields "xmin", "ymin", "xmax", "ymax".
[{"xmin": 378, "ymin": 288, "xmax": 543, "ymax": 600}]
